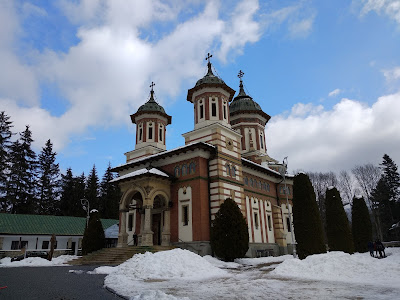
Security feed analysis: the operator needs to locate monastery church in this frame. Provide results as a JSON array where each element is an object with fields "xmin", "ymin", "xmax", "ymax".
[{"xmin": 111, "ymin": 55, "xmax": 295, "ymax": 257}]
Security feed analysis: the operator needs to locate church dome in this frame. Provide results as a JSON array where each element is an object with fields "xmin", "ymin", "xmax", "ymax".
[
  {"xmin": 229, "ymin": 81, "xmax": 262, "ymax": 114},
  {"xmin": 195, "ymin": 65, "xmax": 226, "ymax": 87},
  {"xmin": 137, "ymin": 96, "xmax": 166, "ymax": 114}
]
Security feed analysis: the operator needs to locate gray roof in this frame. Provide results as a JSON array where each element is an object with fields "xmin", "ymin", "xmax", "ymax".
[
  {"xmin": 195, "ymin": 62, "xmax": 226, "ymax": 86},
  {"xmin": 137, "ymin": 90, "xmax": 167, "ymax": 114},
  {"xmin": 230, "ymin": 81, "xmax": 262, "ymax": 114}
]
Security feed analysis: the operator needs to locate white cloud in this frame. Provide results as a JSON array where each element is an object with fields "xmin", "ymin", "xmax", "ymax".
[
  {"xmin": 288, "ymin": 15, "xmax": 315, "ymax": 38},
  {"xmin": 328, "ymin": 88, "xmax": 342, "ymax": 97},
  {"xmin": 359, "ymin": 0, "xmax": 400, "ymax": 24},
  {"xmin": 382, "ymin": 66, "xmax": 400, "ymax": 81},
  {"xmin": 266, "ymin": 92, "xmax": 400, "ymax": 172}
]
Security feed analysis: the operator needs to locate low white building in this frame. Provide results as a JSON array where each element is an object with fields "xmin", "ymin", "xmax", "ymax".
[{"xmin": 0, "ymin": 214, "xmax": 118, "ymax": 257}]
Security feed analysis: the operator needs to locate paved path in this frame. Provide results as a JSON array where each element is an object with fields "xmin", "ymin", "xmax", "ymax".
[{"xmin": 0, "ymin": 265, "xmax": 124, "ymax": 300}]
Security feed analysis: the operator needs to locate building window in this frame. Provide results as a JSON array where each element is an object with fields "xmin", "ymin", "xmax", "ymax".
[
  {"xmin": 139, "ymin": 125, "xmax": 143, "ymax": 141},
  {"xmin": 128, "ymin": 214, "xmax": 133, "ymax": 231},
  {"xmin": 199, "ymin": 100, "xmax": 204, "ymax": 119},
  {"xmin": 159, "ymin": 125, "xmax": 163, "ymax": 142},
  {"xmin": 267, "ymin": 183, "xmax": 270, "ymax": 192},
  {"xmin": 267, "ymin": 215, "xmax": 272, "ymax": 231},
  {"xmin": 250, "ymin": 178, "xmax": 254, "ymax": 187},
  {"xmin": 223, "ymin": 103, "xmax": 227, "ymax": 119},
  {"xmin": 211, "ymin": 101, "xmax": 217, "ymax": 117},
  {"xmin": 254, "ymin": 212, "xmax": 259, "ymax": 229},
  {"xmin": 226, "ymin": 164, "xmax": 231, "ymax": 176},
  {"xmin": 182, "ymin": 205, "xmax": 189, "ymax": 226},
  {"xmin": 260, "ymin": 133, "xmax": 264, "ymax": 149},
  {"xmin": 286, "ymin": 217, "xmax": 291, "ymax": 232},
  {"xmin": 174, "ymin": 166, "xmax": 180, "ymax": 177},
  {"xmin": 189, "ymin": 162, "xmax": 196, "ymax": 174},
  {"xmin": 232, "ymin": 166, "xmax": 237, "ymax": 178},
  {"xmin": 148, "ymin": 124, "xmax": 153, "ymax": 140},
  {"xmin": 244, "ymin": 177, "xmax": 248, "ymax": 185},
  {"xmin": 11, "ymin": 241, "xmax": 28, "ymax": 250},
  {"xmin": 42, "ymin": 241, "xmax": 49, "ymax": 249},
  {"xmin": 182, "ymin": 164, "xmax": 187, "ymax": 176}
]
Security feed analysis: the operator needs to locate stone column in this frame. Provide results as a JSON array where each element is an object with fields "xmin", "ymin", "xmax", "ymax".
[
  {"xmin": 117, "ymin": 209, "xmax": 129, "ymax": 247},
  {"xmin": 161, "ymin": 210, "xmax": 171, "ymax": 246},
  {"xmin": 272, "ymin": 205, "xmax": 287, "ymax": 255},
  {"xmin": 140, "ymin": 205, "xmax": 154, "ymax": 246}
]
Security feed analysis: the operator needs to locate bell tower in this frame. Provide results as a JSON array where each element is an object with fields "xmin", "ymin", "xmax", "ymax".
[{"xmin": 125, "ymin": 82, "xmax": 172, "ymax": 162}]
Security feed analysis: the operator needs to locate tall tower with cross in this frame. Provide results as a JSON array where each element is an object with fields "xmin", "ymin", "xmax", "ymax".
[{"xmin": 126, "ymin": 82, "xmax": 172, "ymax": 162}]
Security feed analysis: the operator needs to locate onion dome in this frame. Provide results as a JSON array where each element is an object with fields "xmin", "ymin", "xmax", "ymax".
[
  {"xmin": 187, "ymin": 53, "xmax": 235, "ymax": 102},
  {"xmin": 229, "ymin": 74, "xmax": 270, "ymax": 121},
  {"xmin": 131, "ymin": 83, "xmax": 171, "ymax": 124}
]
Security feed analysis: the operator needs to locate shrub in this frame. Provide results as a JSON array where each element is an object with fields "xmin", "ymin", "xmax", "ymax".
[
  {"xmin": 352, "ymin": 196, "xmax": 372, "ymax": 252},
  {"xmin": 82, "ymin": 210, "xmax": 105, "ymax": 255}
]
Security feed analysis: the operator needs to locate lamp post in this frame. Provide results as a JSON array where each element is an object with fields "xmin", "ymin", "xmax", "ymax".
[
  {"xmin": 278, "ymin": 157, "xmax": 297, "ymax": 258},
  {"xmin": 80, "ymin": 198, "xmax": 90, "ymax": 228}
]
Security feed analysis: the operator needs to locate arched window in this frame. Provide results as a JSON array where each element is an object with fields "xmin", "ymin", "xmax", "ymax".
[
  {"xmin": 189, "ymin": 162, "xmax": 196, "ymax": 174},
  {"xmin": 250, "ymin": 178, "xmax": 254, "ymax": 187},
  {"xmin": 232, "ymin": 166, "xmax": 237, "ymax": 178},
  {"xmin": 139, "ymin": 124, "xmax": 143, "ymax": 141},
  {"xmin": 182, "ymin": 164, "xmax": 187, "ymax": 176},
  {"xmin": 199, "ymin": 99, "xmax": 204, "ymax": 119},
  {"xmin": 148, "ymin": 123, "xmax": 153, "ymax": 140},
  {"xmin": 211, "ymin": 99, "xmax": 217, "ymax": 117},
  {"xmin": 225, "ymin": 164, "xmax": 231, "ymax": 176},
  {"xmin": 159, "ymin": 124, "xmax": 163, "ymax": 142},
  {"xmin": 267, "ymin": 183, "xmax": 270, "ymax": 192},
  {"xmin": 174, "ymin": 166, "xmax": 180, "ymax": 177},
  {"xmin": 244, "ymin": 177, "xmax": 248, "ymax": 185}
]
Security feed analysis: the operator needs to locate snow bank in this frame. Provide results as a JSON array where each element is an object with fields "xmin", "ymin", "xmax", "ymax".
[
  {"xmin": 270, "ymin": 248, "xmax": 400, "ymax": 287},
  {"xmin": 236, "ymin": 255, "xmax": 293, "ymax": 266},
  {"xmin": 0, "ymin": 255, "xmax": 78, "ymax": 267}
]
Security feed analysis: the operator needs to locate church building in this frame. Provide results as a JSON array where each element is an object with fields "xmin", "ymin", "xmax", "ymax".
[{"xmin": 111, "ymin": 55, "xmax": 295, "ymax": 257}]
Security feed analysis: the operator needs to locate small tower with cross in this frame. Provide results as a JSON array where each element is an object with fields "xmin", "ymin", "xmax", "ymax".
[{"xmin": 126, "ymin": 82, "xmax": 172, "ymax": 162}]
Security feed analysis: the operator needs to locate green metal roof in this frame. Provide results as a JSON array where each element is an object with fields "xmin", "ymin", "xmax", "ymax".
[{"xmin": 0, "ymin": 214, "xmax": 118, "ymax": 236}]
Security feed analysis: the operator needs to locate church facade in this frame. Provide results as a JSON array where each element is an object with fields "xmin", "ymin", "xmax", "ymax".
[{"xmin": 111, "ymin": 57, "xmax": 295, "ymax": 257}]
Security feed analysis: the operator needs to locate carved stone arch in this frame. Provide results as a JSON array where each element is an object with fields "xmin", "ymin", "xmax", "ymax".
[
  {"xmin": 120, "ymin": 186, "xmax": 146, "ymax": 211},
  {"xmin": 148, "ymin": 188, "xmax": 170, "ymax": 204}
]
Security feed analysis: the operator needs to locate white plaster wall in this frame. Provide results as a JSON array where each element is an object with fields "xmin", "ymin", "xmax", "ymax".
[
  {"xmin": 252, "ymin": 197, "xmax": 262, "ymax": 243},
  {"xmin": 265, "ymin": 201, "xmax": 275, "ymax": 243},
  {"xmin": 246, "ymin": 196, "xmax": 253, "ymax": 243},
  {"xmin": 1, "ymin": 235, "xmax": 81, "ymax": 252}
]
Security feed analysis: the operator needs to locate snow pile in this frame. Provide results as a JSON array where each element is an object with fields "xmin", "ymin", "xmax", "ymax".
[
  {"xmin": 0, "ymin": 255, "xmax": 78, "ymax": 267},
  {"xmin": 236, "ymin": 254, "xmax": 293, "ymax": 266},
  {"xmin": 203, "ymin": 255, "xmax": 240, "ymax": 269},
  {"xmin": 105, "ymin": 249, "xmax": 228, "ymax": 281},
  {"xmin": 271, "ymin": 248, "xmax": 400, "ymax": 287}
]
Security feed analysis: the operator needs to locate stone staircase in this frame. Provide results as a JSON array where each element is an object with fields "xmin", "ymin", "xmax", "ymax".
[{"xmin": 68, "ymin": 245, "xmax": 174, "ymax": 266}]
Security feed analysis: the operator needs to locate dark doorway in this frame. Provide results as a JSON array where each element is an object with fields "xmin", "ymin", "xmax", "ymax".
[{"xmin": 152, "ymin": 213, "xmax": 161, "ymax": 245}]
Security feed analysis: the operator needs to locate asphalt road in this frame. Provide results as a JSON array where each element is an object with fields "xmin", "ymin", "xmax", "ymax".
[{"xmin": 0, "ymin": 265, "xmax": 125, "ymax": 300}]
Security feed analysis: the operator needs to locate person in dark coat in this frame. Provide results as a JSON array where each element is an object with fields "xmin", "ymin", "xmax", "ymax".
[
  {"xmin": 375, "ymin": 240, "xmax": 386, "ymax": 258},
  {"xmin": 133, "ymin": 232, "xmax": 138, "ymax": 246},
  {"xmin": 367, "ymin": 241, "xmax": 374, "ymax": 257}
]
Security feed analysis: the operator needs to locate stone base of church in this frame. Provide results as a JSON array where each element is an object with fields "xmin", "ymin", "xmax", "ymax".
[
  {"xmin": 140, "ymin": 232, "xmax": 154, "ymax": 246},
  {"xmin": 161, "ymin": 233, "xmax": 171, "ymax": 246},
  {"xmin": 173, "ymin": 241, "xmax": 212, "ymax": 256},
  {"xmin": 117, "ymin": 232, "xmax": 128, "ymax": 248}
]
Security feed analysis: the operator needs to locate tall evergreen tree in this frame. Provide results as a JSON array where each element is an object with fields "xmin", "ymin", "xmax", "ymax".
[
  {"xmin": 292, "ymin": 173, "xmax": 326, "ymax": 259},
  {"xmin": 36, "ymin": 139, "xmax": 60, "ymax": 215},
  {"xmin": 0, "ymin": 112, "xmax": 14, "ymax": 211},
  {"xmin": 73, "ymin": 172, "xmax": 86, "ymax": 217},
  {"xmin": 325, "ymin": 187, "xmax": 354, "ymax": 253},
  {"xmin": 59, "ymin": 168, "xmax": 75, "ymax": 216},
  {"xmin": 380, "ymin": 154, "xmax": 400, "ymax": 203},
  {"xmin": 99, "ymin": 162, "xmax": 120, "ymax": 219},
  {"xmin": 82, "ymin": 210, "xmax": 105, "ymax": 255},
  {"xmin": 85, "ymin": 165, "xmax": 99, "ymax": 211},
  {"xmin": 351, "ymin": 196, "xmax": 372, "ymax": 252},
  {"xmin": 210, "ymin": 198, "xmax": 249, "ymax": 262},
  {"xmin": 6, "ymin": 126, "xmax": 37, "ymax": 214}
]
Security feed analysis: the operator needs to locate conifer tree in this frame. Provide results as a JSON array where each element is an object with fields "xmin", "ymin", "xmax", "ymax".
[
  {"xmin": 73, "ymin": 172, "xmax": 86, "ymax": 217},
  {"xmin": 99, "ymin": 162, "xmax": 120, "ymax": 219},
  {"xmin": 6, "ymin": 126, "xmax": 37, "ymax": 214},
  {"xmin": 59, "ymin": 168, "xmax": 75, "ymax": 216},
  {"xmin": 351, "ymin": 196, "xmax": 372, "ymax": 252},
  {"xmin": 380, "ymin": 154, "xmax": 400, "ymax": 203},
  {"xmin": 36, "ymin": 139, "xmax": 60, "ymax": 215},
  {"xmin": 210, "ymin": 198, "xmax": 249, "ymax": 262},
  {"xmin": 0, "ymin": 112, "xmax": 13, "ymax": 211},
  {"xmin": 82, "ymin": 210, "xmax": 105, "ymax": 255},
  {"xmin": 292, "ymin": 173, "xmax": 326, "ymax": 259},
  {"xmin": 325, "ymin": 187, "xmax": 354, "ymax": 253},
  {"xmin": 85, "ymin": 165, "xmax": 99, "ymax": 211}
]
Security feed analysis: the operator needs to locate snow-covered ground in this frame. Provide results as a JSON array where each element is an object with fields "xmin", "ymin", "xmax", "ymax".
[
  {"xmin": 2, "ymin": 248, "xmax": 400, "ymax": 299},
  {"xmin": 93, "ymin": 248, "xmax": 400, "ymax": 299},
  {"xmin": 0, "ymin": 255, "xmax": 78, "ymax": 267}
]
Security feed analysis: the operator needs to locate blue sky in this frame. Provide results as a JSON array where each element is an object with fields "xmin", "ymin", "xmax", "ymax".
[{"xmin": 1, "ymin": 0, "xmax": 400, "ymax": 177}]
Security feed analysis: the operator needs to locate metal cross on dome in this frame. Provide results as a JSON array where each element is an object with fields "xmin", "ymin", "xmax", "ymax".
[
  {"xmin": 150, "ymin": 81, "xmax": 155, "ymax": 91},
  {"xmin": 205, "ymin": 53, "xmax": 213, "ymax": 63},
  {"xmin": 238, "ymin": 70, "xmax": 244, "ymax": 80}
]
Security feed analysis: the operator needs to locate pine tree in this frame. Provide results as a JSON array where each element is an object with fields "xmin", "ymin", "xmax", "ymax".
[
  {"xmin": 6, "ymin": 126, "xmax": 37, "ymax": 214},
  {"xmin": 36, "ymin": 139, "xmax": 60, "ymax": 215},
  {"xmin": 73, "ymin": 172, "xmax": 86, "ymax": 217},
  {"xmin": 59, "ymin": 168, "xmax": 75, "ymax": 216},
  {"xmin": 99, "ymin": 162, "xmax": 120, "ymax": 219},
  {"xmin": 292, "ymin": 173, "xmax": 326, "ymax": 259},
  {"xmin": 82, "ymin": 210, "xmax": 105, "ymax": 255},
  {"xmin": 210, "ymin": 198, "xmax": 249, "ymax": 262},
  {"xmin": 351, "ymin": 196, "xmax": 372, "ymax": 252},
  {"xmin": 380, "ymin": 154, "xmax": 400, "ymax": 203},
  {"xmin": 85, "ymin": 165, "xmax": 99, "ymax": 211},
  {"xmin": 0, "ymin": 112, "xmax": 14, "ymax": 211},
  {"xmin": 325, "ymin": 187, "xmax": 354, "ymax": 253}
]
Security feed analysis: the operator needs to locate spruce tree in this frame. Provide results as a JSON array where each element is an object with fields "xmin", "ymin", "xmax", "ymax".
[
  {"xmin": 292, "ymin": 173, "xmax": 326, "ymax": 259},
  {"xmin": 85, "ymin": 165, "xmax": 99, "ymax": 211},
  {"xmin": 82, "ymin": 210, "xmax": 105, "ymax": 255},
  {"xmin": 380, "ymin": 154, "xmax": 400, "ymax": 203},
  {"xmin": 210, "ymin": 198, "xmax": 249, "ymax": 262},
  {"xmin": 351, "ymin": 196, "xmax": 372, "ymax": 252},
  {"xmin": 325, "ymin": 187, "xmax": 354, "ymax": 253},
  {"xmin": 59, "ymin": 168, "xmax": 75, "ymax": 216},
  {"xmin": 6, "ymin": 126, "xmax": 37, "ymax": 214},
  {"xmin": 0, "ymin": 112, "xmax": 13, "ymax": 211},
  {"xmin": 73, "ymin": 172, "xmax": 86, "ymax": 217},
  {"xmin": 36, "ymin": 139, "xmax": 60, "ymax": 215},
  {"xmin": 99, "ymin": 162, "xmax": 120, "ymax": 219}
]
